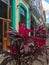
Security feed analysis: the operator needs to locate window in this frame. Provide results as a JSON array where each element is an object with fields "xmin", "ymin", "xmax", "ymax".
[
  {"xmin": 20, "ymin": 7, "xmax": 26, "ymax": 16},
  {"xmin": 20, "ymin": 7, "xmax": 26, "ymax": 24},
  {"xmin": 1, "ymin": 0, "xmax": 10, "ymax": 5},
  {"xmin": 0, "ymin": 1, "xmax": 7, "ymax": 18}
]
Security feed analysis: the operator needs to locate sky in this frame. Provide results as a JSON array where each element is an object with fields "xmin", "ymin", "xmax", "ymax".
[{"xmin": 42, "ymin": 0, "xmax": 49, "ymax": 23}]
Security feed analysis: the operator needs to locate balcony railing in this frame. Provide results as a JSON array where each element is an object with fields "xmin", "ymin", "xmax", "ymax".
[{"xmin": 30, "ymin": 5, "xmax": 43, "ymax": 21}]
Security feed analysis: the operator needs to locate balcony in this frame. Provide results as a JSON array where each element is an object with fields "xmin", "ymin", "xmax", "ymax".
[{"xmin": 30, "ymin": 5, "xmax": 43, "ymax": 21}]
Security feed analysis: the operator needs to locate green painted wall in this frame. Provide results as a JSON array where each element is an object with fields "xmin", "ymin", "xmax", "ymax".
[
  {"xmin": 12, "ymin": 0, "xmax": 16, "ymax": 29},
  {"xmin": 12, "ymin": 1, "xmax": 30, "ymax": 29},
  {"xmin": 18, "ymin": 3, "xmax": 27, "ymax": 23},
  {"xmin": 26, "ymin": 8, "xmax": 30, "ymax": 29},
  {"xmin": 18, "ymin": 6, "xmax": 20, "ymax": 22}
]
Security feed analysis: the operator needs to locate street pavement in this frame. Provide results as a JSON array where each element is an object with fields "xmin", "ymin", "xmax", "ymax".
[
  {"xmin": 46, "ymin": 38, "xmax": 49, "ymax": 46},
  {"xmin": 0, "ymin": 54, "xmax": 6, "ymax": 64},
  {"xmin": 0, "ymin": 38, "xmax": 49, "ymax": 65},
  {"xmin": 0, "ymin": 53, "xmax": 10, "ymax": 64}
]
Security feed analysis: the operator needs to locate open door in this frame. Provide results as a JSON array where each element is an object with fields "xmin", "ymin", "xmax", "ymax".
[
  {"xmin": 2, "ymin": 21, "xmax": 11, "ymax": 51},
  {"xmin": 2, "ymin": 21, "xmax": 7, "ymax": 51}
]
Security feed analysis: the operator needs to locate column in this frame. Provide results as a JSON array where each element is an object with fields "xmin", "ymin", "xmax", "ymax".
[
  {"xmin": 26, "ymin": 8, "xmax": 30, "ymax": 29},
  {"xmin": 12, "ymin": 0, "xmax": 17, "ymax": 29}
]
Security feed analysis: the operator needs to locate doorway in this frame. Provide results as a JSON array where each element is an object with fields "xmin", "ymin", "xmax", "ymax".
[
  {"xmin": 0, "ymin": 20, "xmax": 3, "ymax": 51},
  {"xmin": 0, "ymin": 18, "xmax": 11, "ymax": 51},
  {"xmin": 20, "ymin": 7, "xmax": 26, "ymax": 25},
  {"xmin": 2, "ymin": 20, "xmax": 11, "ymax": 51}
]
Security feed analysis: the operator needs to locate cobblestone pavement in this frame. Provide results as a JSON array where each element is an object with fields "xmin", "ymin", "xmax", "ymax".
[{"xmin": 0, "ymin": 38, "xmax": 49, "ymax": 65}]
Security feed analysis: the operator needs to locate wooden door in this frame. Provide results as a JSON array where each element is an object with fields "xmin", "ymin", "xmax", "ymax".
[{"xmin": 3, "ymin": 21, "xmax": 11, "ymax": 51}]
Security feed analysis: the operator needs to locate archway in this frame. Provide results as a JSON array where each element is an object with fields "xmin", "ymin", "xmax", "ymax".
[{"xmin": 18, "ymin": 3, "xmax": 30, "ymax": 28}]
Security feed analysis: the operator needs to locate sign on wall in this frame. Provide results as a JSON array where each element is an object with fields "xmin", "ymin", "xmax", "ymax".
[{"xmin": 1, "ymin": 0, "xmax": 10, "ymax": 5}]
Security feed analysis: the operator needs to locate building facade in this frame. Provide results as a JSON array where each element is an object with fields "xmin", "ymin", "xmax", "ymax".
[
  {"xmin": 28, "ymin": 0, "xmax": 46, "ymax": 36},
  {"xmin": 12, "ymin": 0, "xmax": 31, "ymax": 31},
  {"xmin": 0, "ymin": 0, "xmax": 45, "ymax": 51},
  {"xmin": 0, "ymin": 0, "xmax": 11, "ymax": 51},
  {"xmin": 0, "ymin": 0, "xmax": 31, "ymax": 51},
  {"xmin": 30, "ymin": 0, "xmax": 44, "ymax": 24}
]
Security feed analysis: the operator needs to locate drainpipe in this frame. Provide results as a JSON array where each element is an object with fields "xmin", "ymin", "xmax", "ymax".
[{"xmin": 12, "ymin": 0, "xmax": 16, "ymax": 29}]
